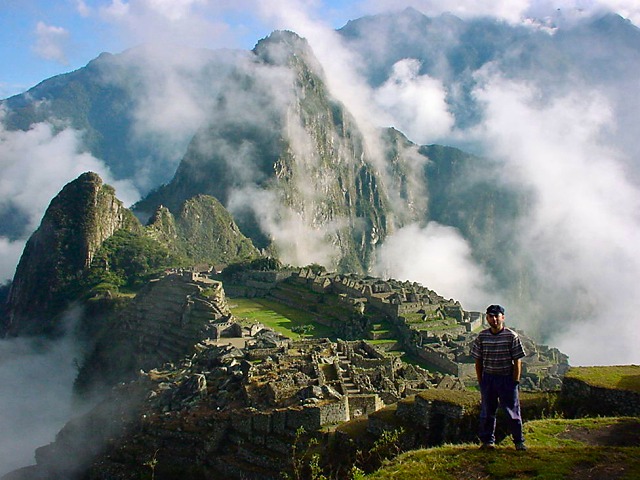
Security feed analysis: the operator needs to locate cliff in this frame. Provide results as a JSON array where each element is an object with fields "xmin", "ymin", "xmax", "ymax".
[
  {"xmin": 3, "ymin": 172, "xmax": 139, "ymax": 336},
  {"xmin": 2, "ymin": 173, "xmax": 259, "ymax": 337},
  {"xmin": 134, "ymin": 31, "xmax": 427, "ymax": 273}
]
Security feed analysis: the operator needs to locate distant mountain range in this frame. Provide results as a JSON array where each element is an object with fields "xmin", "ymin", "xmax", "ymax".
[{"xmin": 2, "ymin": 8, "xmax": 640, "ymax": 345}]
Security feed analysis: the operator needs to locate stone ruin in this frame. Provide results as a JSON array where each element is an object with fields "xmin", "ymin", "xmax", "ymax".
[
  {"xmin": 121, "ymin": 332, "xmax": 466, "ymax": 479},
  {"xmin": 23, "ymin": 267, "xmax": 572, "ymax": 480},
  {"xmin": 231, "ymin": 267, "xmax": 570, "ymax": 390}
]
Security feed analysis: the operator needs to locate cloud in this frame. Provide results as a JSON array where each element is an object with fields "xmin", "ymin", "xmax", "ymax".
[
  {"xmin": 228, "ymin": 186, "xmax": 343, "ymax": 267},
  {"xmin": 33, "ymin": 22, "xmax": 70, "ymax": 64},
  {"xmin": 0, "ymin": 238, "xmax": 25, "ymax": 284},
  {"xmin": 0, "ymin": 115, "xmax": 139, "ymax": 280},
  {"xmin": 99, "ymin": 0, "xmax": 238, "ymax": 49},
  {"xmin": 141, "ymin": 0, "xmax": 208, "ymax": 21},
  {"xmin": 360, "ymin": 0, "xmax": 640, "ymax": 26},
  {"xmin": 0, "ymin": 310, "xmax": 81, "ymax": 476},
  {"xmin": 373, "ymin": 58, "xmax": 454, "ymax": 144},
  {"xmin": 101, "ymin": 0, "xmax": 131, "ymax": 18},
  {"xmin": 374, "ymin": 222, "xmax": 491, "ymax": 309},
  {"xmin": 75, "ymin": 0, "xmax": 91, "ymax": 17},
  {"xmin": 471, "ymin": 73, "xmax": 640, "ymax": 364}
]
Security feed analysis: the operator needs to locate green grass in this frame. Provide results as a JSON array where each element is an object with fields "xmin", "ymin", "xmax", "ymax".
[
  {"xmin": 228, "ymin": 297, "xmax": 333, "ymax": 339},
  {"xmin": 366, "ymin": 339, "xmax": 397, "ymax": 345},
  {"xmin": 365, "ymin": 417, "xmax": 640, "ymax": 480},
  {"xmin": 565, "ymin": 365, "xmax": 640, "ymax": 392},
  {"xmin": 523, "ymin": 416, "xmax": 638, "ymax": 447}
]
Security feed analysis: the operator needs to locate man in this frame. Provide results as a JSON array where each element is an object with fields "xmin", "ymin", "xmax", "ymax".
[{"xmin": 471, "ymin": 304, "xmax": 527, "ymax": 451}]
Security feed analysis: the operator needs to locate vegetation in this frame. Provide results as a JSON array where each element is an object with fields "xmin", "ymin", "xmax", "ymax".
[
  {"xmin": 565, "ymin": 366, "xmax": 640, "ymax": 392},
  {"xmin": 364, "ymin": 417, "xmax": 640, "ymax": 479},
  {"xmin": 83, "ymin": 229, "xmax": 181, "ymax": 294},
  {"xmin": 174, "ymin": 195, "xmax": 259, "ymax": 264},
  {"xmin": 220, "ymin": 257, "xmax": 284, "ymax": 282},
  {"xmin": 227, "ymin": 297, "xmax": 332, "ymax": 339}
]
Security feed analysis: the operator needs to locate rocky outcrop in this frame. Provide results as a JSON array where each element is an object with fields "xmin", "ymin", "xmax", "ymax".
[{"xmin": 3, "ymin": 172, "xmax": 139, "ymax": 336}]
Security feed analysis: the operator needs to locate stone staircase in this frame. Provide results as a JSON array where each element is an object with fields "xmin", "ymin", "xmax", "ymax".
[{"xmin": 337, "ymin": 349, "xmax": 360, "ymax": 395}]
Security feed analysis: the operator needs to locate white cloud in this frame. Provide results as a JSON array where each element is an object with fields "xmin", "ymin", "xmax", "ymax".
[
  {"xmin": 0, "ymin": 310, "xmax": 83, "ymax": 476},
  {"xmin": 33, "ymin": 22, "xmax": 70, "ymax": 64},
  {"xmin": 374, "ymin": 58, "xmax": 454, "ymax": 144},
  {"xmin": 374, "ymin": 222, "xmax": 490, "ymax": 310},
  {"xmin": 227, "ymin": 186, "xmax": 343, "ymax": 268},
  {"xmin": 101, "ymin": 0, "xmax": 131, "ymax": 18},
  {"xmin": 0, "ymin": 238, "xmax": 25, "ymax": 283},
  {"xmin": 142, "ymin": 0, "xmax": 208, "ymax": 21},
  {"xmin": 471, "ymin": 73, "xmax": 640, "ymax": 364},
  {"xmin": 99, "ymin": 0, "xmax": 236, "ymax": 49},
  {"xmin": 75, "ymin": 0, "xmax": 91, "ymax": 17}
]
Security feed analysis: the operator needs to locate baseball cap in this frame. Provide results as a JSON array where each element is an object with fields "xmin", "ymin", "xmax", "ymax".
[{"xmin": 486, "ymin": 304, "xmax": 505, "ymax": 315}]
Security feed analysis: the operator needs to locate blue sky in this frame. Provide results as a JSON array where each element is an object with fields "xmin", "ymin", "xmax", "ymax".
[
  {"xmin": 2, "ymin": 0, "xmax": 640, "ymax": 99},
  {"xmin": 0, "ymin": 0, "xmax": 363, "ymax": 98}
]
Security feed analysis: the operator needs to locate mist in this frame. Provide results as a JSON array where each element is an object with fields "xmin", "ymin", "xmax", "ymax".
[
  {"xmin": 0, "ymin": 310, "xmax": 82, "ymax": 476},
  {"xmin": 279, "ymin": 2, "xmax": 640, "ymax": 364},
  {"xmin": 470, "ymin": 73, "xmax": 640, "ymax": 364},
  {"xmin": 374, "ymin": 222, "xmax": 491, "ymax": 310},
  {"xmin": 1, "ymin": 1, "xmax": 639, "ymax": 476},
  {"xmin": 3, "ymin": 0, "xmax": 640, "ymax": 368}
]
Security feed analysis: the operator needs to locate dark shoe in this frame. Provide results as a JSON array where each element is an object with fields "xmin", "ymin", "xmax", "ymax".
[
  {"xmin": 515, "ymin": 442, "xmax": 527, "ymax": 451},
  {"xmin": 479, "ymin": 443, "xmax": 496, "ymax": 450}
]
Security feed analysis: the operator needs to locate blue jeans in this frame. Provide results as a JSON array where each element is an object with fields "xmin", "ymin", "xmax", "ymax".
[{"xmin": 479, "ymin": 373, "xmax": 524, "ymax": 445}]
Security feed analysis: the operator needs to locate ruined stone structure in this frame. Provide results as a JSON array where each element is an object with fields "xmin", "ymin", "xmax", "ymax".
[
  {"xmin": 561, "ymin": 372, "xmax": 640, "ymax": 417},
  {"xmin": 233, "ymin": 268, "xmax": 569, "ymax": 390},
  {"xmin": 75, "ymin": 271, "xmax": 241, "ymax": 392}
]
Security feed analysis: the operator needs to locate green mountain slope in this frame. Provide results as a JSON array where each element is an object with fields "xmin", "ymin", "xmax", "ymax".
[
  {"xmin": 3, "ymin": 172, "xmax": 140, "ymax": 335},
  {"xmin": 2, "ymin": 173, "xmax": 258, "ymax": 336}
]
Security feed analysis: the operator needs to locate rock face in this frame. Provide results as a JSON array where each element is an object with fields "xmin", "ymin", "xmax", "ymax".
[
  {"xmin": 1, "ymin": 171, "xmax": 260, "ymax": 337},
  {"xmin": 3, "ymin": 172, "xmax": 139, "ymax": 336},
  {"xmin": 135, "ymin": 31, "xmax": 426, "ymax": 273}
]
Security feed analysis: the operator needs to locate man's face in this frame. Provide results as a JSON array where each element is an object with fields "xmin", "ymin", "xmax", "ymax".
[{"xmin": 486, "ymin": 312, "xmax": 504, "ymax": 331}]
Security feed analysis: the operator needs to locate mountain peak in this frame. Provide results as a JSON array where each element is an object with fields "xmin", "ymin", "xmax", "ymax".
[
  {"xmin": 252, "ymin": 30, "xmax": 315, "ymax": 67},
  {"xmin": 3, "ymin": 172, "xmax": 139, "ymax": 336}
]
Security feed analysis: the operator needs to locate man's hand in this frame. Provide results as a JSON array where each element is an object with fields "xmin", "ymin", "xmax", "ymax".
[{"xmin": 475, "ymin": 358, "xmax": 483, "ymax": 384}]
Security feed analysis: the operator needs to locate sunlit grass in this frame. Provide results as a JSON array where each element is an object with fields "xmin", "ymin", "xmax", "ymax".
[
  {"xmin": 228, "ymin": 297, "xmax": 333, "ymax": 339},
  {"xmin": 365, "ymin": 417, "xmax": 640, "ymax": 480},
  {"xmin": 566, "ymin": 365, "xmax": 640, "ymax": 392}
]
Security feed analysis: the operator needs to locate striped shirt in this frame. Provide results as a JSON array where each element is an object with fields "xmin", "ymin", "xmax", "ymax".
[{"xmin": 471, "ymin": 327, "xmax": 526, "ymax": 376}]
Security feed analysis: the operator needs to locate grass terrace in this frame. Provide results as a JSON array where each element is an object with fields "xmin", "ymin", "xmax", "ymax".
[
  {"xmin": 228, "ymin": 297, "xmax": 333, "ymax": 340},
  {"xmin": 565, "ymin": 365, "xmax": 640, "ymax": 392}
]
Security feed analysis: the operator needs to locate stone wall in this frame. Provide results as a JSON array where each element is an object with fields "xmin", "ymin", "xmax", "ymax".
[
  {"xmin": 416, "ymin": 345, "xmax": 458, "ymax": 376},
  {"xmin": 561, "ymin": 376, "xmax": 640, "ymax": 417},
  {"xmin": 348, "ymin": 394, "xmax": 384, "ymax": 418}
]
